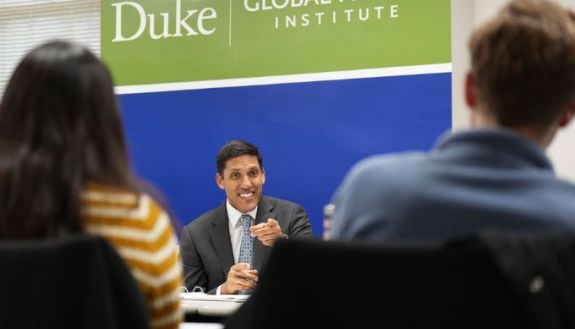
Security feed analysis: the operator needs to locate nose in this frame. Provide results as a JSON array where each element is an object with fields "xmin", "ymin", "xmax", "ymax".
[{"xmin": 240, "ymin": 175, "xmax": 252, "ymax": 188}]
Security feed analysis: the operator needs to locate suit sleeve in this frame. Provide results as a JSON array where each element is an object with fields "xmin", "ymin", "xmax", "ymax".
[
  {"xmin": 286, "ymin": 204, "xmax": 313, "ymax": 238},
  {"xmin": 179, "ymin": 225, "xmax": 209, "ymax": 292}
]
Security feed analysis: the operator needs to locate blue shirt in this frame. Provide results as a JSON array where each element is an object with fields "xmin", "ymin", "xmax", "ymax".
[{"xmin": 330, "ymin": 128, "xmax": 575, "ymax": 242}]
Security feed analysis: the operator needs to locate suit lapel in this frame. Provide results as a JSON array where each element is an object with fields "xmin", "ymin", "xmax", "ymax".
[
  {"xmin": 253, "ymin": 196, "xmax": 276, "ymax": 271},
  {"xmin": 208, "ymin": 203, "xmax": 235, "ymax": 278}
]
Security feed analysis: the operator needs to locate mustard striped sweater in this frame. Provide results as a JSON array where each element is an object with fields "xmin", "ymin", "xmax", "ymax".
[{"xmin": 81, "ymin": 185, "xmax": 183, "ymax": 329}]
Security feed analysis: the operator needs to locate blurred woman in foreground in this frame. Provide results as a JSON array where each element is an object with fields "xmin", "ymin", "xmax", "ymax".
[{"xmin": 0, "ymin": 40, "xmax": 182, "ymax": 329}]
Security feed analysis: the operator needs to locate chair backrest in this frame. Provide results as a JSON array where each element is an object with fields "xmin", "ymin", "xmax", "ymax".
[
  {"xmin": 223, "ymin": 235, "xmax": 575, "ymax": 329},
  {"xmin": 0, "ymin": 234, "xmax": 151, "ymax": 329}
]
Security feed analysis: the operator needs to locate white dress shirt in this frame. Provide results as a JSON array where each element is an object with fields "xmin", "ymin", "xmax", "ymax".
[
  {"xmin": 216, "ymin": 200, "xmax": 257, "ymax": 295},
  {"xmin": 226, "ymin": 200, "xmax": 257, "ymax": 263}
]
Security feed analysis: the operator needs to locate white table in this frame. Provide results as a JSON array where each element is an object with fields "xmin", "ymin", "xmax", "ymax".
[
  {"xmin": 180, "ymin": 299, "xmax": 243, "ymax": 317},
  {"xmin": 180, "ymin": 323, "xmax": 223, "ymax": 329},
  {"xmin": 180, "ymin": 293, "xmax": 248, "ymax": 319}
]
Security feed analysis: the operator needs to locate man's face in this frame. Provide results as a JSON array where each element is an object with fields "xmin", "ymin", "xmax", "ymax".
[{"xmin": 216, "ymin": 154, "xmax": 266, "ymax": 213}]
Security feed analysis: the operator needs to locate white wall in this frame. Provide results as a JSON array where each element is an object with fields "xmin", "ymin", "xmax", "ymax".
[
  {"xmin": 452, "ymin": 0, "xmax": 575, "ymax": 182},
  {"xmin": 450, "ymin": 0, "xmax": 473, "ymax": 132}
]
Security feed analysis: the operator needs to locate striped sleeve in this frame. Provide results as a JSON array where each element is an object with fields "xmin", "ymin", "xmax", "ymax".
[{"xmin": 82, "ymin": 186, "xmax": 183, "ymax": 329}]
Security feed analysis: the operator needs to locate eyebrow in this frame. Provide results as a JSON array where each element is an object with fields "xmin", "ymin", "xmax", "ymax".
[{"xmin": 229, "ymin": 166, "xmax": 260, "ymax": 172}]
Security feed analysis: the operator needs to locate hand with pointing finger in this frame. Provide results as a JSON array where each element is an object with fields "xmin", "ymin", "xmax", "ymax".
[{"xmin": 250, "ymin": 218, "xmax": 288, "ymax": 246}]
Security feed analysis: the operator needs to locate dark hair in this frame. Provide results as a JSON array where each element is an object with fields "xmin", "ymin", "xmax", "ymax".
[
  {"xmin": 0, "ymin": 40, "xmax": 136, "ymax": 238},
  {"xmin": 469, "ymin": 0, "xmax": 575, "ymax": 129},
  {"xmin": 216, "ymin": 140, "xmax": 263, "ymax": 175}
]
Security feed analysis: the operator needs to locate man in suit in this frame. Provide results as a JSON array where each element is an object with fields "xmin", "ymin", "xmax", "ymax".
[
  {"xmin": 330, "ymin": 0, "xmax": 575, "ymax": 242},
  {"xmin": 180, "ymin": 140, "xmax": 313, "ymax": 294}
]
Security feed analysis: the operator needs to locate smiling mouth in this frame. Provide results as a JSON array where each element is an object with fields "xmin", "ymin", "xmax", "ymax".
[{"xmin": 240, "ymin": 192, "xmax": 254, "ymax": 199}]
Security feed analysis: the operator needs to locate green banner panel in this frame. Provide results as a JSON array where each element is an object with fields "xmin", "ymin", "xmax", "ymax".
[{"xmin": 101, "ymin": 0, "xmax": 451, "ymax": 86}]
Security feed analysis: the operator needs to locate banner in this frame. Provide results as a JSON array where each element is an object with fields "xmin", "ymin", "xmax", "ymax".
[
  {"xmin": 101, "ymin": 0, "xmax": 452, "ymax": 234},
  {"xmin": 102, "ymin": 0, "xmax": 450, "ymax": 85}
]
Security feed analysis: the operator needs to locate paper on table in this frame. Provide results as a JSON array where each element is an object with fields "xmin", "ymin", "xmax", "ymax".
[{"xmin": 180, "ymin": 292, "xmax": 249, "ymax": 302}]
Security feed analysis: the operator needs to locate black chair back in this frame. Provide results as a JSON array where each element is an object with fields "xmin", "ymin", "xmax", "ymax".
[
  {"xmin": 225, "ymin": 237, "xmax": 538, "ymax": 329},
  {"xmin": 0, "ymin": 234, "xmax": 151, "ymax": 329}
]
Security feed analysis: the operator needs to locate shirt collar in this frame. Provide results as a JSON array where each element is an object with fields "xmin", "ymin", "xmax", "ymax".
[
  {"xmin": 434, "ymin": 128, "xmax": 553, "ymax": 171},
  {"xmin": 226, "ymin": 199, "xmax": 258, "ymax": 226}
]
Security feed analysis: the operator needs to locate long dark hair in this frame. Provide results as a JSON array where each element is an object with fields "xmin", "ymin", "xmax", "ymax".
[{"xmin": 0, "ymin": 40, "xmax": 136, "ymax": 238}]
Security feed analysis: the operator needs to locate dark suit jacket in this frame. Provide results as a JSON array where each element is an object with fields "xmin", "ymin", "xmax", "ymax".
[{"xmin": 180, "ymin": 195, "xmax": 313, "ymax": 294}]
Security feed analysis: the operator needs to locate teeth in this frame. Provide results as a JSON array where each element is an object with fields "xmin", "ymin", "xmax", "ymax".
[{"xmin": 240, "ymin": 193, "xmax": 253, "ymax": 198}]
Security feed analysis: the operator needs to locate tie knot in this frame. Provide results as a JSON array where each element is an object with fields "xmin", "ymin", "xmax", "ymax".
[{"xmin": 239, "ymin": 214, "xmax": 252, "ymax": 227}]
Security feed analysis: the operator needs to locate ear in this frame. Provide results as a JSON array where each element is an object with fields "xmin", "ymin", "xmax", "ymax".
[
  {"xmin": 465, "ymin": 71, "xmax": 477, "ymax": 108},
  {"xmin": 559, "ymin": 104, "xmax": 575, "ymax": 128},
  {"xmin": 216, "ymin": 173, "xmax": 225, "ymax": 190},
  {"xmin": 261, "ymin": 167, "xmax": 266, "ymax": 185}
]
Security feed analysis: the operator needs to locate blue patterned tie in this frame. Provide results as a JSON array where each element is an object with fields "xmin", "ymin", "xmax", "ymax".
[{"xmin": 238, "ymin": 214, "xmax": 253, "ymax": 266}]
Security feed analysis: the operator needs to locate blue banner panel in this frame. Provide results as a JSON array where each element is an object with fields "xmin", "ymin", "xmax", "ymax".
[{"xmin": 119, "ymin": 73, "xmax": 451, "ymax": 236}]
